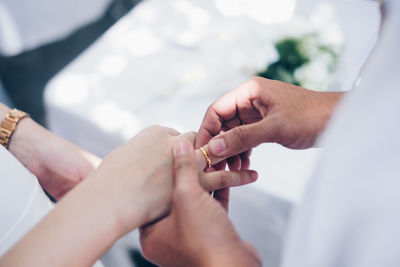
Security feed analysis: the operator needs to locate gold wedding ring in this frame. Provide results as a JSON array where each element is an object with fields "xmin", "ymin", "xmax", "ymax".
[{"xmin": 199, "ymin": 147, "xmax": 211, "ymax": 168}]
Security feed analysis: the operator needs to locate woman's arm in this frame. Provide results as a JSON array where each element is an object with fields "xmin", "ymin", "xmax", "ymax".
[
  {"xmin": 0, "ymin": 126, "xmax": 257, "ymax": 266},
  {"xmin": 0, "ymin": 103, "xmax": 101, "ymax": 199},
  {"xmin": 0, "ymin": 176, "xmax": 123, "ymax": 266}
]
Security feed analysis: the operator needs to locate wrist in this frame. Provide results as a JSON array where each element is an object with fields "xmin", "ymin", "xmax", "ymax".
[
  {"xmin": 310, "ymin": 91, "xmax": 344, "ymax": 133},
  {"xmin": 0, "ymin": 104, "xmax": 43, "ymax": 172},
  {"xmin": 7, "ymin": 117, "xmax": 45, "ymax": 174},
  {"xmin": 321, "ymin": 92, "xmax": 344, "ymax": 128},
  {"xmin": 85, "ymin": 169, "xmax": 147, "ymax": 237},
  {"xmin": 61, "ymin": 175, "xmax": 124, "ymax": 242},
  {"xmin": 204, "ymin": 242, "xmax": 260, "ymax": 267}
]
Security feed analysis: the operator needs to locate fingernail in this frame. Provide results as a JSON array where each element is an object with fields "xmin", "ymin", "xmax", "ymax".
[
  {"xmin": 209, "ymin": 138, "xmax": 226, "ymax": 155},
  {"xmin": 250, "ymin": 171, "xmax": 258, "ymax": 180},
  {"xmin": 174, "ymin": 140, "xmax": 190, "ymax": 156}
]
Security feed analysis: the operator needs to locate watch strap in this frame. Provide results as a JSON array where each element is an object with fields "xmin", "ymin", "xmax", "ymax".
[{"xmin": 0, "ymin": 109, "xmax": 29, "ymax": 149}]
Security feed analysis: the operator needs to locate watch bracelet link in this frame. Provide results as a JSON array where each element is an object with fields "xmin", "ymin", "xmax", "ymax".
[{"xmin": 0, "ymin": 108, "xmax": 30, "ymax": 149}]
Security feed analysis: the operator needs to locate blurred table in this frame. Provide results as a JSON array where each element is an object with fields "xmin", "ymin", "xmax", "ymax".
[
  {"xmin": 44, "ymin": 0, "xmax": 380, "ymax": 265},
  {"xmin": 0, "ymin": 0, "xmax": 112, "ymax": 56}
]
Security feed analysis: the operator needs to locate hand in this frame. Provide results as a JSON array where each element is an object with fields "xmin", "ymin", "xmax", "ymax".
[
  {"xmin": 195, "ymin": 77, "xmax": 343, "ymax": 168},
  {"xmin": 7, "ymin": 116, "xmax": 101, "ymax": 200},
  {"xmin": 88, "ymin": 126, "xmax": 257, "ymax": 235},
  {"xmin": 0, "ymin": 126, "xmax": 257, "ymax": 267},
  {"xmin": 139, "ymin": 138, "xmax": 261, "ymax": 267}
]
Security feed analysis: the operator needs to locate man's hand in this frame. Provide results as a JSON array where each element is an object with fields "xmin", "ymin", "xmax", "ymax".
[
  {"xmin": 195, "ymin": 77, "xmax": 343, "ymax": 168},
  {"xmin": 8, "ymin": 117, "xmax": 101, "ymax": 200},
  {"xmin": 0, "ymin": 128, "xmax": 258, "ymax": 267},
  {"xmin": 89, "ymin": 126, "xmax": 257, "ymax": 233},
  {"xmin": 140, "ymin": 138, "xmax": 261, "ymax": 267}
]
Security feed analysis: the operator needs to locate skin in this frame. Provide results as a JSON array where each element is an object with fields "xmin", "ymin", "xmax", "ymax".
[
  {"xmin": 0, "ymin": 103, "xmax": 101, "ymax": 200},
  {"xmin": 0, "ymin": 75, "xmax": 342, "ymax": 266},
  {"xmin": 0, "ymin": 125, "xmax": 257, "ymax": 267},
  {"xmin": 140, "ymin": 77, "xmax": 344, "ymax": 266},
  {"xmin": 140, "ymin": 139, "xmax": 261, "ymax": 267},
  {"xmin": 195, "ymin": 77, "xmax": 344, "ymax": 169}
]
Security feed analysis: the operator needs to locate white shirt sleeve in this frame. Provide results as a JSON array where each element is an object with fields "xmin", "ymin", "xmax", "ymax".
[
  {"xmin": 0, "ymin": 146, "xmax": 53, "ymax": 256},
  {"xmin": 282, "ymin": 1, "xmax": 400, "ymax": 266}
]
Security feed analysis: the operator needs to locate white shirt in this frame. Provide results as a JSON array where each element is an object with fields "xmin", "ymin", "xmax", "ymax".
[
  {"xmin": 0, "ymin": 147, "xmax": 104, "ymax": 266},
  {"xmin": 0, "ymin": 145, "xmax": 53, "ymax": 256},
  {"xmin": 283, "ymin": 0, "xmax": 400, "ymax": 266}
]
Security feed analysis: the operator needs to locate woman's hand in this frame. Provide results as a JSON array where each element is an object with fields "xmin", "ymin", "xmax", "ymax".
[
  {"xmin": 195, "ymin": 77, "xmax": 343, "ymax": 169},
  {"xmin": 91, "ymin": 126, "xmax": 258, "ymax": 235},
  {"xmin": 140, "ymin": 138, "xmax": 261, "ymax": 267},
  {"xmin": 0, "ymin": 126, "xmax": 257, "ymax": 267},
  {"xmin": 0, "ymin": 103, "xmax": 100, "ymax": 200}
]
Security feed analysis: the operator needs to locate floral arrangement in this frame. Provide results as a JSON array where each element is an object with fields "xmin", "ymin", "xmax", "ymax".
[{"xmin": 257, "ymin": 33, "xmax": 340, "ymax": 92}]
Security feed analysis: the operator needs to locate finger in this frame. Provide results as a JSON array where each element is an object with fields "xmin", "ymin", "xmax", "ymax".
[
  {"xmin": 195, "ymin": 145, "xmax": 228, "ymax": 171},
  {"xmin": 180, "ymin": 131, "xmax": 197, "ymax": 145},
  {"xmin": 207, "ymin": 120, "xmax": 275, "ymax": 159},
  {"xmin": 165, "ymin": 127, "xmax": 181, "ymax": 136},
  {"xmin": 213, "ymin": 160, "xmax": 227, "ymax": 171},
  {"xmin": 81, "ymin": 150, "xmax": 102, "ymax": 169},
  {"xmin": 243, "ymin": 241, "xmax": 261, "ymax": 265},
  {"xmin": 240, "ymin": 149, "xmax": 252, "ymax": 170},
  {"xmin": 173, "ymin": 139, "xmax": 202, "ymax": 199},
  {"xmin": 203, "ymin": 79, "xmax": 264, "ymax": 130},
  {"xmin": 199, "ymin": 170, "xmax": 258, "ymax": 191},
  {"xmin": 195, "ymin": 105, "xmax": 223, "ymax": 149},
  {"xmin": 214, "ymin": 188, "xmax": 230, "ymax": 211},
  {"xmin": 195, "ymin": 89, "xmax": 243, "ymax": 148},
  {"xmin": 234, "ymin": 78, "xmax": 267, "ymax": 124},
  {"xmin": 195, "ymin": 78, "xmax": 268, "ymax": 149},
  {"xmin": 223, "ymin": 117, "xmax": 242, "ymax": 130},
  {"xmin": 227, "ymin": 155, "xmax": 241, "ymax": 171}
]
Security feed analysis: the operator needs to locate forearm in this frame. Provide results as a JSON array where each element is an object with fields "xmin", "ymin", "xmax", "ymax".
[
  {"xmin": 0, "ymin": 174, "xmax": 136, "ymax": 267},
  {"xmin": 0, "ymin": 103, "xmax": 40, "ymax": 167},
  {"xmin": 205, "ymin": 244, "xmax": 261, "ymax": 267}
]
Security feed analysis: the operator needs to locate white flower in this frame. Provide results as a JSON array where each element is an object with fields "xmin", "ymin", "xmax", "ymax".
[{"xmin": 294, "ymin": 57, "xmax": 333, "ymax": 91}]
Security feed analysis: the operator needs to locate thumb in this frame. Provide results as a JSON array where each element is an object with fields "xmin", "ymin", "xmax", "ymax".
[
  {"xmin": 207, "ymin": 119, "xmax": 276, "ymax": 159},
  {"xmin": 172, "ymin": 139, "xmax": 202, "ymax": 201}
]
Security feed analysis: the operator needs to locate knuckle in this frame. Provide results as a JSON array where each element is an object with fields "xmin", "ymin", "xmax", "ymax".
[
  {"xmin": 182, "ymin": 131, "xmax": 197, "ymax": 141},
  {"xmin": 147, "ymin": 124, "xmax": 162, "ymax": 131},
  {"xmin": 242, "ymin": 78, "xmax": 265, "ymax": 102},
  {"xmin": 247, "ymin": 78, "xmax": 263, "ymax": 93},
  {"xmin": 233, "ymin": 127, "xmax": 249, "ymax": 150},
  {"xmin": 164, "ymin": 126, "xmax": 180, "ymax": 136},
  {"xmin": 208, "ymin": 102, "xmax": 219, "ymax": 116},
  {"xmin": 174, "ymin": 156, "xmax": 193, "ymax": 170},
  {"xmin": 140, "ymin": 125, "xmax": 162, "ymax": 137},
  {"xmin": 189, "ymin": 131, "xmax": 197, "ymax": 136}
]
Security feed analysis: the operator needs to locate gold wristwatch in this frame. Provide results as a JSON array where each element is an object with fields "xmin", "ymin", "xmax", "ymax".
[{"xmin": 0, "ymin": 108, "xmax": 30, "ymax": 149}]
